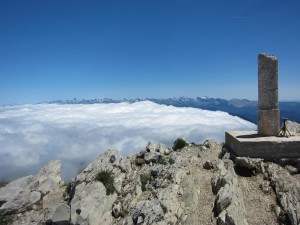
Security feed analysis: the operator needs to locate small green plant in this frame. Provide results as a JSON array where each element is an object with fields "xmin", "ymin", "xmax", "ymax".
[
  {"xmin": 95, "ymin": 170, "xmax": 116, "ymax": 195},
  {"xmin": 64, "ymin": 183, "xmax": 71, "ymax": 195},
  {"xmin": 173, "ymin": 138, "xmax": 188, "ymax": 151},
  {"xmin": 140, "ymin": 174, "xmax": 151, "ymax": 192},
  {"xmin": 157, "ymin": 157, "xmax": 166, "ymax": 165},
  {"xmin": 0, "ymin": 215, "xmax": 13, "ymax": 225},
  {"xmin": 270, "ymin": 204, "xmax": 276, "ymax": 212},
  {"xmin": 168, "ymin": 158, "xmax": 175, "ymax": 165},
  {"xmin": 0, "ymin": 183, "xmax": 7, "ymax": 188}
]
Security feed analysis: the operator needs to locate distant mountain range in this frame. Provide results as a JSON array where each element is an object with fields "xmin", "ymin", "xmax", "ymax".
[{"xmin": 49, "ymin": 97, "xmax": 300, "ymax": 124}]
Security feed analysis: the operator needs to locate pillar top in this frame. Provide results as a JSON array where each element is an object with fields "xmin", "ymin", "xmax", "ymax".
[{"xmin": 258, "ymin": 53, "xmax": 277, "ymax": 61}]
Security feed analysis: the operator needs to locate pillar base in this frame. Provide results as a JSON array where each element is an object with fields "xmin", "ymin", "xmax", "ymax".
[{"xmin": 258, "ymin": 109, "xmax": 280, "ymax": 136}]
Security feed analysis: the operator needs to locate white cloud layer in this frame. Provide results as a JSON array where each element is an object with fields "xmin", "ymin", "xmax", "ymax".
[{"xmin": 0, "ymin": 101, "xmax": 256, "ymax": 182}]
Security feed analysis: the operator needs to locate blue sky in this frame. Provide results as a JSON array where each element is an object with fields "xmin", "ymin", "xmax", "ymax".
[{"xmin": 0, "ymin": 0, "xmax": 299, "ymax": 104}]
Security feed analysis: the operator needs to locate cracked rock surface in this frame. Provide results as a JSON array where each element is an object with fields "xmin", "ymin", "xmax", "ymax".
[{"xmin": 1, "ymin": 140, "xmax": 300, "ymax": 225}]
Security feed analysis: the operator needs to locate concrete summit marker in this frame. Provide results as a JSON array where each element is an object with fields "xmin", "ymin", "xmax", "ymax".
[
  {"xmin": 225, "ymin": 53, "xmax": 300, "ymax": 158},
  {"xmin": 258, "ymin": 53, "xmax": 280, "ymax": 136}
]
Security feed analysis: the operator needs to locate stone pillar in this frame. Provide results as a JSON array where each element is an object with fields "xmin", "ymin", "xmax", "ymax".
[{"xmin": 258, "ymin": 53, "xmax": 280, "ymax": 136}]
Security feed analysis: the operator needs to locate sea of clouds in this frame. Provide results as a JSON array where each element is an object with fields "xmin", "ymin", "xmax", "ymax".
[{"xmin": 0, "ymin": 101, "xmax": 256, "ymax": 182}]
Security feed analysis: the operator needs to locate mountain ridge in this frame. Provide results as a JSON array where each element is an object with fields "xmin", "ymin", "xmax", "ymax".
[{"xmin": 49, "ymin": 97, "xmax": 300, "ymax": 124}]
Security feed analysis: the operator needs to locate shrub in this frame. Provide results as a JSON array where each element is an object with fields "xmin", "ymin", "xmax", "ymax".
[
  {"xmin": 140, "ymin": 174, "xmax": 151, "ymax": 192},
  {"xmin": 157, "ymin": 157, "xmax": 166, "ymax": 165},
  {"xmin": 173, "ymin": 138, "xmax": 188, "ymax": 151},
  {"xmin": 0, "ymin": 215, "xmax": 13, "ymax": 225},
  {"xmin": 95, "ymin": 170, "xmax": 116, "ymax": 195},
  {"xmin": 168, "ymin": 158, "xmax": 175, "ymax": 165}
]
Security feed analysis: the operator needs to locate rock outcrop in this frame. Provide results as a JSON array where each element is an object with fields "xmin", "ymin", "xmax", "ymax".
[
  {"xmin": 266, "ymin": 163, "xmax": 300, "ymax": 225},
  {"xmin": 0, "ymin": 160, "xmax": 65, "ymax": 225},
  {"xmin": 1, "ymin": 140, "xmax": 299, "ymax": 225},
  {"xmin": 212, "ymin": 159, "xmax": 248, "ymax": 225}
]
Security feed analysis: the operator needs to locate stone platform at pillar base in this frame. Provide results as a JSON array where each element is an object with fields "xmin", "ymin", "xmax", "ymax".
[{"xmin": 225, "ymin": 131, "xmax": 300, "ymax": 158}]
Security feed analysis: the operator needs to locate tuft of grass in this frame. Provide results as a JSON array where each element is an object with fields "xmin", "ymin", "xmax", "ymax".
[
  {"xmin": 0, "ymin": 183, "xmax": 7, "ymax": 188},
  {"xmin": 168, "ymin": 158, "xmax": 175, "ymax": 165},
  {"xmin": 173, "ymin": 138, "xmax": 188, "ymax": 151},
  {"xmin": 95, "ymin": 170, "xmax": 116, "ymax": 195},
  {"xmin": 0, "ymin": 215, "xmax": 13, "ymax": 225},
  {"xmin": 65, "ymin": 183, "xmax": 71, "ymax": 195},
  {"xmin": 140, "ymin": 174, "xmax": 151, "ymax": 192},
  {"xmin": 157, "ymin": 157, "xmax": 166, "ymax": 165}
]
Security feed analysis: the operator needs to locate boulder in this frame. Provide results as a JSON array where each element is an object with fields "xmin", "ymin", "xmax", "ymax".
[
  {"xmin": 146, "ymin": 141, "xmax": 157, "ymax": 152},
  {"xmin": 70, "ymin": 181, "xmax": 117, "ymax": 225},
  {"xmin": 158, "ymin": 144, "xmax": 167, "ymax": 153},
  {"xmin": 203, "ymin": 139, "xmax": 218, "ymax": 149},
  {"xmin": 234, "ymin": 157, "xmax": 264, "ymax": 174},
  {"xmin": 203, "ymin": 160, "xmax": 215, "ymax": 170},
  {"xmin": 0, "ymin": 160, "xmax": 63, "ymax": 215},
  {"xmin": 112, "ymin": 202, "xmax": 122, "ymax": 218},
  {"xmin": 135, "ymin": 158, "xmax": 145, "ymax": 166},
  {"xmin": 213, "ymin": 159, "xmax": 248, "ymax": 225},
  {"xmin": 215, "ymin": 184, "xmax": 232, "ymax": 214},
  {"xmin": 144, "ymin": 152, "xmax": 162, "ymax": 164},
  {"xmin": 132, "ymin": 200, "xmax": 164, "ymax": 225},
  {"xmin": 267, "ymin": 163, "xmax": 300, "ymax": 225},
  {"xmin": 51, "ymin": 203, "xmax": 70, "ymax": 222}
]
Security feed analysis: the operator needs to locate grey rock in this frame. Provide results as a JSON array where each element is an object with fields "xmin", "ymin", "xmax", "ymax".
[
  {"xmin": 70, "ymin": 181, "xmax": 117, "ymax": 225},
  {"xmin": 132, "ymin": 200, "xmax": 164, "ymax": 225},
  {"xmin": 200, "ymin": 145, "xmax": 208, "ymax": 151},
  {"xmin": 213, "ymin": 159, "xmax": 248, "ymax": 225},
  {"xmin": 135, "ymin": 158, "xmax": 145, "ymax": 166},
  {"xmin": 164, "ymin": 148, "xmax": 171, "ymax": 155},
  {"xmin": 144, "ymin": 151, "xmax": 162, "ymax": 164},
  {"xmin": 235, "ymin": 157, "xmax": 264, "ymax": 173},
  {"xmin": 260, "ymin": 180, "xmax": 271, "ymax": 194},
  {"xmin": 74, "ymin": 213, "xmax": 85, "ymax": 225},
  {"xmin": 75, "ymin": 148, "xmax": 123, "ymax": 183},
  {"xmin": 52, "ymin": 203, "xmax": 70, "ymax": 222},
  {"xmin": 30, "ymin": 191, "xmax": 42, "ymax": 204},
  {"xmin": 109, "ymin": 155, "xmax": 116, "ymax": 163},
  {"xmin": 112, "ymin": 202, "xmax": 122, "ymax": 218},
  {"xmin": 146, "ymin": 141, "xmax": 157, "ymax": 152},
  {"xmin": 267, "ymin": 163, "xmax": 300, "ymax": 225},
  {"xmin": 0, "ymin": 160, "xmax": 63, "ymax": 215},
  {"xmin": 158, "ymin": 144, "xmax": 167, "ymax": 153},
  {"xmin": 211, "ymin": 160, "xmax": 234, "ymax": 195},
  {"xmin": 151, "ymin": 165, "xmax": 163, "ymax": 178},
  {"xmin": 215, "ymin": 185, "xmax": 232, "ymax": 214},
  {"xmin": 286, "ymin": 120, "xmax": 300, "ymax": 133},
  {"xmin": 285, "ymin": 165, "xmax": 298, "ymax": 175},
  {"xmin": 151, "ymin": 170, "xmax": 159, "ymax": 177},
  {"xmin": 203, "ymin": 160, "xmax": 214, "ymax": 170},
  {"xmin": 203, "ymin": 139, "xmax": 218, "ymax": 149},
  {"xmin": 136, "ymin": 150, "xmax": 146, "ymax": 159},
  {"xmin": 132, "ymin": 209, "xmax": 145, "ymax": 225}
]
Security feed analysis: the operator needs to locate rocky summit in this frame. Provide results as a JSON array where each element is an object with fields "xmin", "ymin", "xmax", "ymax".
[{"xmin": 1, "ymin": 138, "xmax": 300, "ymax": 225}]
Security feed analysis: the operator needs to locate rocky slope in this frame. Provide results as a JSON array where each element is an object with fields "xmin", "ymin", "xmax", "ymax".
[{"xmin": 1, "ymin": 138, "xmax": 300, "ymax": 225}]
